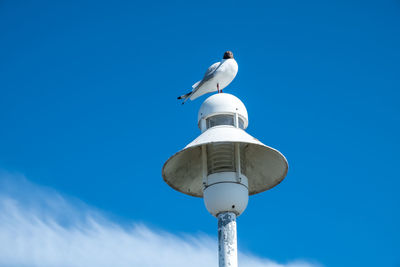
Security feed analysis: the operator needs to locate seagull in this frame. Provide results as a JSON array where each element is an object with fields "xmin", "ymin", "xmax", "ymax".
[{"xmin": 178, "ymin": 51, "xmax": 238, "ymax": 104}]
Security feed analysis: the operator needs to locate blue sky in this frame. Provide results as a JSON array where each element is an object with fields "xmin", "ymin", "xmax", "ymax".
[{"xmin": 0, "ymin": 0, "xmax": 399, "ymax": 266}]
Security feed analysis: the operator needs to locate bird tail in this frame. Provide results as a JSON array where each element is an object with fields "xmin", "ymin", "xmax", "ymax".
[{"xmin": 177, "ymin": 91, "xmax": 192, "ymax": 104}]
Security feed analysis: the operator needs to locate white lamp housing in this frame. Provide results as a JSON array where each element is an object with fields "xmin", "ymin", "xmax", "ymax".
[
  {"xmin": 203, "ymin": 172, "xmax": 249, "ymax": 216},
  {"xmin": 162, "ymin": 93, "xmax": 288, "ymax": 217}
]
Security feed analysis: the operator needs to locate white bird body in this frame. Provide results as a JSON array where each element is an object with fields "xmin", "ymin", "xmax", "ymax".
[
  {"xmin": 178, "ymin": 51, "xmax": 238, "ymax": 103},
  {"xmin": 190, "ymin": 58, "xmax": 238, "ymax": 100}
]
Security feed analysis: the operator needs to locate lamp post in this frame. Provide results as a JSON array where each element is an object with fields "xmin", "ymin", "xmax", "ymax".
[{"xmin": 162, "ymin": 93, "xmax": 288, "ymax": 267}]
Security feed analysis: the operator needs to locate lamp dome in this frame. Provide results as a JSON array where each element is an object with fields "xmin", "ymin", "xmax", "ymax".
[{"xmin": 198, "ymin": 93, "xmax": 248, "ymax": 130}]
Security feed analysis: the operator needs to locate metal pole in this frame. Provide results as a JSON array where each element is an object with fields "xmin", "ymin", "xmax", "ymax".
[{"xmin": 218, "ymin": 212, "xmax": 238, "ymax": 267}]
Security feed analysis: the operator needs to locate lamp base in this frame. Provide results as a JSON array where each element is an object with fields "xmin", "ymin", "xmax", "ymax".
[{"xmin": 203, "ymin": 172, "xmax": 249, "ymax": 217}]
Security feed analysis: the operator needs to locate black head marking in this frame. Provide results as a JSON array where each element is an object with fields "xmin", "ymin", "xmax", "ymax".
[{"xmin": 223, "ymin": 51, "xmax": 234, "ymax": 59}]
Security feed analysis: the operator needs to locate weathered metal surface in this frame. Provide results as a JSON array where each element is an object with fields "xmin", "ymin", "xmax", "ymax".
[
  {"xmin": 161, "ymin": 126, "xmax": 288, "ymax": 197},
  {"xmin": 218, "ymin": 212, "xmax": 238, "ymax": 267}
]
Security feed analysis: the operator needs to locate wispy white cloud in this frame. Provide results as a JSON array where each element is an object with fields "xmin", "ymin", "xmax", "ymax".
[{"xmin": 0, "ymin": 171, "xmax": 320, "ymax": 267}]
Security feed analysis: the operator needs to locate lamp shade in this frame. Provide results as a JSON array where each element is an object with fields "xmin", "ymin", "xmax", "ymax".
[{"xmin": 162, "ymin": 126, "xmax": 288, "ymax": 197}]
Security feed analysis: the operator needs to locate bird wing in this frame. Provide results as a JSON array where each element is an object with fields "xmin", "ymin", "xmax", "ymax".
[
  {"xmin": 192, "ymin": 80, "xmax": 201, "ymax": 89},
  {"xmin": 191, "ymin": 61, "xmax": 220, "ymax": 90},
  {"xmin": 202, "ymin": 61, "xmax": 221, "ymax": 81},
  {"xmin": 186, "ymin": 61, "xmax": 221, "ymax": 103}
]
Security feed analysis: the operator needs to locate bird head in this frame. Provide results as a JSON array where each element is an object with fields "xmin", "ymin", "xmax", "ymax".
[{"xmin": 223, "ymin": 51, "xmax": 234, "ymax": 59}]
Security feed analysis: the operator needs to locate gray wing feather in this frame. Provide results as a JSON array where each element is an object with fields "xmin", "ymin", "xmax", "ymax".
[
  {"xmin": 192, "ymin": 61, "xmax": 220, "ymax": 89},
  {"xmin": 202, "ymin": 61, "xmax": 221, "ymax": 81},
  {"xmin": 187, "ymin": 61, "xmax": 221, "ymax": 101}
]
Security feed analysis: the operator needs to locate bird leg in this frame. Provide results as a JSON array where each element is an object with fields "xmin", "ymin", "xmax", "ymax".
[{"xmin": 217, "ymin": 83, "xmax": 220, "ymax": 93}]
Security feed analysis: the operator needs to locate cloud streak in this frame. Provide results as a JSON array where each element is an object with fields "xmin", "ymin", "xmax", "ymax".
[{"xmin": 0, "ymin": 172, "xmax": 320, "ymax": 267}]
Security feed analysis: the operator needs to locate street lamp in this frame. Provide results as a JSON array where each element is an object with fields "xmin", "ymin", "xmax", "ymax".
[{"xmin": 162, "ymin": 93, "xmax": 288, "ymax": 267}]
